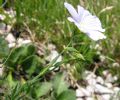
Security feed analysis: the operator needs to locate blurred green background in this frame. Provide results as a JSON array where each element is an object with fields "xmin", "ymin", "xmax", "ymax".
[{"xmin": 0, "ymin": 0, "xmax": 120, "ymax": 99}]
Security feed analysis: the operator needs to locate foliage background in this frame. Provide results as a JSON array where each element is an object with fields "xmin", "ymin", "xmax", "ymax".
[{"xmin": 0, "ymin": 0, "xmax": 120, "ymax": 99}]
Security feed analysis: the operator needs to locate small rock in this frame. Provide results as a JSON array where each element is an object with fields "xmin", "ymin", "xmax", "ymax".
[
  {"xmin": 105, "ymin": 73, "xmax": 115, "ymax": 83},
  {"xmin": 85, "ymin": 72, "xmax": 96, "ymax": 86},
  {"xmin": 22, "ymin": 40, "xmax": 31, "ymax": 44},
  {"xmin": 48, "ymin": 44, "xmax": 56, "ymax": 50},
  {"xmin": 37, "ymin": 50, "xmax": 44, "ymax": 56},
  {"xmin": 84, "ymin": 71, "xmax": 96, "ymax": 80},
  {"xmin": 84, "ymin": 71, "xmax": 96, "ymax": 78},
  {"xmin": 95, "ymin": 84, "xmax": 113, "ymax": 94},
  {"xmin": 17, "ymin": 38, "xmax": 23, "ymax": 42},
  {"xmin": 76, "ymin": 87, "xmax": 91, "ymax": 97},
  {"xmin": 86, "ymin": 97, "xmax": 93, "ymax": 100},
  {"xmin": 5, "ymin": 33, "xmax": 16, "ymax": 43},
  {"xmin": 86, "ymin": 72, "xmax": 96, "ymax": 79},
  {"xmin": 6, "ymin": 25, "xmax": 12, "ymax": 33},
  {"xmin": 76, "ymin": 98, "xmax": 83, "ymax": 100},
  {"xmin": 112, "ymin": 62, "xmax": 120, "ymax": 67},
  {"xmin": 76, "ymin": 89, "xmax": 85, "ymax": 97},
  {"xmin": 101, "ymin": 94, "xmax": 111, "ymax": 100},
  {"xmin": 96, "ymin": 95, "xmax": 103, "ymax": 100},
  {"xmin": 102, "ymin": 70, "xmax": 109, "ymax": 77},
  {"xmin": 96, "ymin": 76, "xmax": 104, "ymax": 84},
  {"xmin": 105, "ymin": 83, "xmax": 112, "ymax": 88},
  {"xmin": 0, "ymin": 24, "xmax": 11, "ymax": 33},
  {"xmin": 46, "ymin": 50, "xmax": 62, "ymax": 71},
  {"xmin": 8, "ymin": 43, "xmax": 16, "ymax": 48},
  {"xmin": 87, "ymin": 78, "xmax": 96, "ymax": 86},
  {"xmin": 86, "ymin": 85, "xmax": 95, "ymax": 94},
  {"xmin": 46, "ymin": 50, "xmax": 62, "ymax": 63},
  {"xmin": 113, "ymin": 87, "xmax": 120, "ymax": 92},
  {"xmin": 17, "ymin": 38, "xmax": 31, "ymax": 47}
]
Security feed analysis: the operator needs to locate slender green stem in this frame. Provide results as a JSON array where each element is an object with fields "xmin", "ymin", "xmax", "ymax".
[
  {"xmin": 29, "ymin": 40, "xmax": 72, "ymax": 84},
  {"xmin": 2, "ymin": 42, "xmax": 17, "ymax": 67},
  {"xmin": 0, "ymin": 0, "xmax": 8, "ymax": 8}
]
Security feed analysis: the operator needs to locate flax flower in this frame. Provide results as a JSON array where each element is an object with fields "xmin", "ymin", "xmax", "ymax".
[{"xmin": 64, "ymin": 2, "xmax": 106, "ymax": 41}]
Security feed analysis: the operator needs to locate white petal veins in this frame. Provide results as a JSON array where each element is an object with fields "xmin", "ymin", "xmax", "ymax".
[
  {"xmin": 64, "ymin": 2, "xmax": 80, "ymax": 22},
  {"xmin": 81, "ymin": 15, "xmax": 105, "ymax": 32},
  {"xmin": 77, "ymin": 5, "xmax": 85, "ymax": 22}
]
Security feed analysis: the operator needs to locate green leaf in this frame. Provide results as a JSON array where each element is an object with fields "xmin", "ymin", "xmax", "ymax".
[
  {"xmin": 53, "ymin": 73, "xmax": 68, "ymax": 96},
  {"xmin": 6, "ymin": 44, "xmax": 36, "ymax": 68},
  {"xmin": 57, "ymin": 90, "xmax": 76, "ymax": 100},
  {"xmin": 0, "ymin": 0, "xmax": 2, "ymax": 6},
  {"xmin": 7, "ymin": 71, "xmax": 16, "ymax": 87},
  {"xmin": 65, "ymin": 47, "xmax": 78, "ymax": 52},
  {"xmin": 0, "ymin": 36, "xmax": 9, "ymax": 58},
  {"xmin": 73, "ymin": 52, "xmax": 85, "ymax": 60},
  {"xmin": 35, "ymin": 82, "xmax": 52, "ymax": 98},
  {"xmin": 65, "ymin": 47, "xmax": 85, "ymax": 60},
  {"xmin": 21, "ymin": 55, "xmax": 42, "ymax": 75}
]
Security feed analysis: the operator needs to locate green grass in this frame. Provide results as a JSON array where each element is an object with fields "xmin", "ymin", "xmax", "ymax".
[{"xmin": 0, "ymin": 0, "xmax": 120, "ymax": 99}]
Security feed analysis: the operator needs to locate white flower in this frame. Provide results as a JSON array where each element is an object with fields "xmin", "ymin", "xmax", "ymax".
[{"xmin": 64, "ymin": 2, "xmax": 106, "ymax": 41}]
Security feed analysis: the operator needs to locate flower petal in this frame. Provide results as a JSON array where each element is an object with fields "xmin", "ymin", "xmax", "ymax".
[
  {"xmin": 77, "ymin": 5, "xmax": 105, "ymax": 33},
  {"xmin": 77, "ymin": 5, "xmax": 90, "ymax": 22},
  {"xmin": 86, "ymin": 30, "xmax": 106, "ymax": 41},
  {"xmin": 64, "ymin": 2, "xmax": 106, "ymax": 41},
  {"xmin": 64, "ymin": 2, "xmax": 80, "ymax": 22},
  {"xmin": 81, "ymin": 15, "xmax": 105, "ymax": 32}
]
